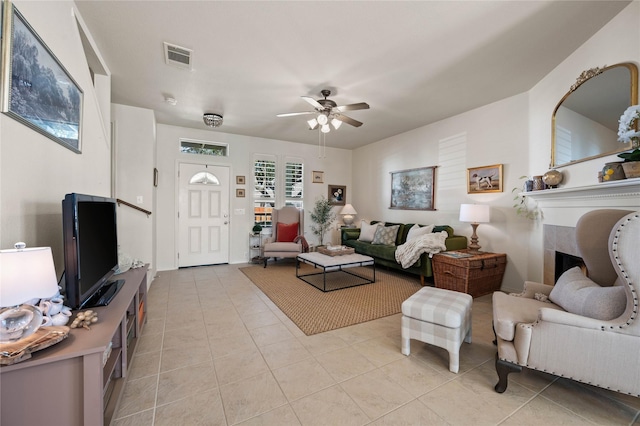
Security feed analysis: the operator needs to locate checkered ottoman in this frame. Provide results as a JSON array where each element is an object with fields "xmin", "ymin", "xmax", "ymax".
[{"xmin": 401, "ymin": 286, "xmax": 473, "ymax": 373}]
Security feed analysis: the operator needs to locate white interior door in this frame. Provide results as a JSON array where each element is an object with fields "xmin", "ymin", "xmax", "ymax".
[{"xmin": 178, "ymin": 163, "xmax": 230, "ymax": 267}]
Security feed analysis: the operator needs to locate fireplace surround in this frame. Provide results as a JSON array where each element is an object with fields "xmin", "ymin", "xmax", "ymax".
[{"xmin": 526, "ymin": 179, "xmax": 640, "ymax": 284}]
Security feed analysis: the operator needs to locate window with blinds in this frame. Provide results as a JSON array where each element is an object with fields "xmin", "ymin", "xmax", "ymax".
[
  {"xmin": 253, "ymin": 158, "xmax": 276, "ymax": 227},
  {"xmin": 285, "ymin": 161, "xmax": 303, "ymax": 208},
  {"xmin": 253, "ymin": 156, "xmax": 304, "ymax": 227}
]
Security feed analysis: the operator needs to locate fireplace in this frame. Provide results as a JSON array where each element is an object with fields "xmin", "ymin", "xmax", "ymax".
[{"xmin": 554, "ymin": 251, "xmax": 585, "ymax": 282}]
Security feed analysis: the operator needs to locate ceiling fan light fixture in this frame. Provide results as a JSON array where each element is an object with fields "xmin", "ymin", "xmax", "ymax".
[
  {"xmin": 331, "ymin": 118, "xmax": 342, "ymax": 130},
  {"xmin": 321, "ymin": 124, "xmax": 330, "ymax": 134},
  {"xmin": 307, "ymin": 118, "xmax": 318, "ymax": 129},
  {"xmin": 203, "ymin": 113, "xmax": 223, "ymax": 128},
  {"xmin": 317, "ymin": 114, "xmax": 328, "ymax": 126}
]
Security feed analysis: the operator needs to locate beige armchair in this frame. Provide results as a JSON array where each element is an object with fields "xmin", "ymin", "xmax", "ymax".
[
  {"xmin": 263, "ymin": 206, "xmax": 305, "ymax": 267},
  {"xmin": 492, "ymin": 209, "xmax": 640, "ymax": 396}
]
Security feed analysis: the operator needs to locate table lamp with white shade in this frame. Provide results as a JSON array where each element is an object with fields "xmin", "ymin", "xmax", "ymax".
[
  {"xmin": 0, "ymin": 243, "xmax": 59, "ymax": 343},
  {"xmin": 459, "ymin": 204, "xmax": 490, "ymax": 255},
  {"xmin": 339, "ymin": 204, "xmax": 358, "ymax": 227}
]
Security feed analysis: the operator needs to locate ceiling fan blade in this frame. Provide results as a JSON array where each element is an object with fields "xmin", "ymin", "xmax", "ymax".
[
  {"xmin": 276, "ymin": 111, "xmax": 315, "ymax": 117},
  {"xmin": 335, "ymin": 102, "xmax": 369, "ymax": 112},
  {"xmin": 334, "ymin": 114, "xmax": 363, "ymax": 127},
  {"xmin": 301, "ymin": 96, "xmax": 324, "ymax": 110}
]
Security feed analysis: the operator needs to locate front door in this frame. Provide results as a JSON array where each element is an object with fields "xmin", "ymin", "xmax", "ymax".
[{"xmin": 178, "ymin": 163, "xmax": 230, "ymax": 267}]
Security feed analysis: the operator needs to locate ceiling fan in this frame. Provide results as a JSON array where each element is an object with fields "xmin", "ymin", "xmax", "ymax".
[{"xmin": 277, "ymin": 89, "xmax": 369, "ymax": 132}]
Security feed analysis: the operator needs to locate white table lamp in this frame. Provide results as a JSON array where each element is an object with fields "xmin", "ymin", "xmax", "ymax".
[
  {"xmin": 340, "ymin": 204, "xmax": 358, "ymax": 226},
  {"xmin": 459, "ymin": 204, "xmax": 490, "ymax": 255},
  {"xmin": 0, "ymin": 243, "xmax": 59, "ymax": 342}
]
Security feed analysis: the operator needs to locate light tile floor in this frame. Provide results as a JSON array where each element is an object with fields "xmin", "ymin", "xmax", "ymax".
[{"xmin": 112, "ymin": 263, "xmax": 640, "ymax": 426}]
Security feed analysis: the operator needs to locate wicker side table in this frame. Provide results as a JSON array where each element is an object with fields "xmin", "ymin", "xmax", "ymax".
[{"xmin": 432, "ymin": 251, "xmax": 506, "ymax": 298}]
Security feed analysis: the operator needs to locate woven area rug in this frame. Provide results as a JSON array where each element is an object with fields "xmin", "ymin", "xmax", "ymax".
[{"xmin": 240, "ymin": 262, "xmax": 422, "ymax": 335}]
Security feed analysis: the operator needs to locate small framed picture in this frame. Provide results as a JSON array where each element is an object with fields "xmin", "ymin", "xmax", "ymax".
[
  {"xmin": 328, "ymin": 185, "xmax": 346, "ymax": 206},
  {"xmin": 312, "ymin": 171, "xmax": 324, "ymax": 183},
  {"xmin": 236, "ymin": 188, "xmax": 245, "ymax": 197},
  {"xmin": 467, "ymin": 164, "xmax": 503, "ymax": 194},
  {"xmin": 236, "ymin": 175, "xmax": 246, "ymax": 185}
]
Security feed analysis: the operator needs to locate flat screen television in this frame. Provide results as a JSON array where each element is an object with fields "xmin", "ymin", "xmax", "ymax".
[{"xmin": 62, "ymin": 193, "xmax": 124, "ymax": 309}]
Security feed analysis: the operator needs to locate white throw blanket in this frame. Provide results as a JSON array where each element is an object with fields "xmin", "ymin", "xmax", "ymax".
[{"xmin": 395, "ymin": 231, "xmax": 448, "ymax": 269}]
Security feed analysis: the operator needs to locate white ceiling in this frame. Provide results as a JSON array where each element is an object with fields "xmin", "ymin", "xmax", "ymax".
[{"xmin": 74, "ymin": 0, "xmax": 630, "ymax": 150}]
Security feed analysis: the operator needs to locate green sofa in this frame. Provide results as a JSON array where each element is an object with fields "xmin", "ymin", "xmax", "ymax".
[{"xmin": 341, "ymin": 221, "xmax": 467, "ymax": 285}]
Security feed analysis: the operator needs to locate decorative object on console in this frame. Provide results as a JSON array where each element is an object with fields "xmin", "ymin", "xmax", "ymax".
[
  {"xmin": 459, "ymin": 204, "xmax": 490, "ymax": 255},
  {"xmin": 252, "ymin": 223, "xmax": 263, "ymax": 234},
  {"xmin": 390, "ymin": 166, "xmax": 437, "ymax": 210},
  {"xmin": 542, "ymin": 169, "xmax": 563, "ymax": 188},
  {"xmin": 602, "ymin": 162, "xmax": 626, "ymax": 181},
  {"xmin": 0, "ymin": 243, "xmax": 59, "ymax": 343},
  {"xmin": 340, "ymin": 204, "xmax": 357, "ymax": 226},
  {"xmin": 70, "ymin": 310, "xmax": 98, "ymax": 330},
  {"xmin": 467, "ymin": 164, "xmax": 503, "ymax": 194}
]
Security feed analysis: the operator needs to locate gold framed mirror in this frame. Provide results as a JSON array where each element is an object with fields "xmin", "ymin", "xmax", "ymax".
[{"xmin": 551, "ymin": 63, "xmax": 638, "ymax": 168}]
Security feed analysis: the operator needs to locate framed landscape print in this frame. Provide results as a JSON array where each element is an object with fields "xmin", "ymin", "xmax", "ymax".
[
  {"xmin": 2, "ymin": 5, "xmax": 83, "ymax": 152},
  {"xmin": 328, "ymin": 184, "xmax": 346, "ymax": 206},
  {"xmin": 390, "ymin": 166, "xmax": 436, "ymax": 210},
  {"xmin": 467, "ymin": 164, "xmax": 503, "ymax": 194}
]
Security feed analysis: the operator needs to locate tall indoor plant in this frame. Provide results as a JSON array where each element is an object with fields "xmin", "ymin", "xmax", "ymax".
[{"xmin": 310, "ymin": 196, "xmax": 336, "ymax": 246}]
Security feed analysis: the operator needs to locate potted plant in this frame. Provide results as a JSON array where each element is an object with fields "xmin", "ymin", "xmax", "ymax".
[
  {"xmin": 252, "ymin": 223, "xmax": 262, "ymax": 235},
  {"xmin": 310, "ymin": 196, "xmax": 336, "ymax": 246},
  {"xmin": 511, "ymin": 176, "xmax": 541, "ymax": 220},
  {"xmin": 617, "ymin": 148, "xmax": 640, "ymax": 179}
]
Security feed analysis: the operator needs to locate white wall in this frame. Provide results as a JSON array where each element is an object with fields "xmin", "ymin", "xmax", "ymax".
[
  {"xmin": 111, "ymin": 104, "xmax": 156, "ymax": 282},
  {"xmin": 353, "ymin": 93, "xmax": 534, "ymax": 292},
  {"xmin": 155, "ymin": 124, "xmax": 352, "ymax": 270},
  {"xmin": 0, "ymin": 1, "xmax": 111, "ymax": 278}
]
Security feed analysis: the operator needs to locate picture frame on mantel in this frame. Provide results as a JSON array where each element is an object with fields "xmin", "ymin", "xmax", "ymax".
[
  {"xmin": 1, "ymin": 4, "xmax": 83, "ymax": 153},
  {"xmin": 390, "ymin": 166, "xmax": 436, "ymax": 210},
  {"xmin": 467, "ymin": 164, "xmax": 503, "ymax": 194}
]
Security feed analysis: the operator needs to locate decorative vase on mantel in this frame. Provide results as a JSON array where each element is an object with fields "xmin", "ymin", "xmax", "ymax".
[{"xmin": 602, "ymin": 162, "xmax": 626, "ymax": 182}]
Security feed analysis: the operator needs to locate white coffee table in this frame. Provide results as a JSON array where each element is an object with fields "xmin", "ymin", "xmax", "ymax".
[{"xmin": 296, "ymin": 252, "xmax": 376, "ymax": 292}]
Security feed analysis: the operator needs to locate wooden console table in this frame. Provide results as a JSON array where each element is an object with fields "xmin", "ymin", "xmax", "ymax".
[{"xmin": 0, "ymin": 266, "xmax": 148, "ymax": 426}]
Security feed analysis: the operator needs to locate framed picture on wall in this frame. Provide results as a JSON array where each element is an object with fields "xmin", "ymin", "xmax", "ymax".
[
  {"xmin": 328, "ymin": 184, "xmax": 346, "ymax": 206},
  {"xmin": 236, "ymin": 175, "xmax": 246, "ymax": 185},
  {"xmin": 390, "ymin": 166, "xmax": 436, "ymax": 210},
  {"xmin": 2, "ymin": 4, "xmax": 83, "ymax": 153},
  {"xmin": 467, "ymin": 164, "xmax": 503, "ymax": 193},
  {"xmin": 312, "ymin": 171, "xmax": 324, "ymax": 183},
  {"xmin": 236, "ymin": 188, "xmax": 245, "ymax": 197}
]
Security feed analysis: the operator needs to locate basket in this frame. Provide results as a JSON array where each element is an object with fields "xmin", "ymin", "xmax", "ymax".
[{"xmin": 432, "ymin": 252, "xmax": 506, "ymax": 298}]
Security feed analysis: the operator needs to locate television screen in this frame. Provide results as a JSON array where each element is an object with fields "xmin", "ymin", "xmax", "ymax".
[{"xmin": 62, "ymin": 193, "xmax": 122, "ymax": 309}]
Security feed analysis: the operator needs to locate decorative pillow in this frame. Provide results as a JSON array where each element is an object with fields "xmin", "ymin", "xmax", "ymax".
[
  {"xmin": 372, "ymin": 224, "xmax": 400, "ymax": 245},
  {"xmin": 406, "ymin": 224, "xmax": 435, "ymax": 242},
  {"xmin": 276, "ymin": 222, "xmax": 298, "ymax": 242},
  {"xmin": 358, "ymin": 221, "xmax": 381, "ymax": 242},
  {"xmin": 549, "ymin": 266, "xmax": 626, "ymax": 320}
]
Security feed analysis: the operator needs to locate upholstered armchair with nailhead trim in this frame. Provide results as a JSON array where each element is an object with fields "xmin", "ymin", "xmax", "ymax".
[{"xmin": 492, "ymin": 209, "xmax": 640, "ymax": 397}]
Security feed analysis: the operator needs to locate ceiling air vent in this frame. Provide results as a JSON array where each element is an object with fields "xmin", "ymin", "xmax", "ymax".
[{"xmin": 163, "ymin": 42, "xmax": 192, "ymax": 70}]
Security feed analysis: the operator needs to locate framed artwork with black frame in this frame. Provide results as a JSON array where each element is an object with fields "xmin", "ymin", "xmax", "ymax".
[
  {"xmin": 328, "ymin": 184, "xmax": 346, "ymax": 206},
  {"xmin": 390, "ymin": 166, "xmax": 437, "ymax": 210},
  {"xmin": 1, "ymin": 4, "xmax": 83, "ymax": 153},
  {"xmin": 467, "ymin": 164, "xmax": 503, "ymax": 194}
]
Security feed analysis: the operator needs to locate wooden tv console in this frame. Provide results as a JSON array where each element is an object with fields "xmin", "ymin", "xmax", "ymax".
[{"xmin": 0, "ymin": 266, "xmax": 148, "ymax": 426}]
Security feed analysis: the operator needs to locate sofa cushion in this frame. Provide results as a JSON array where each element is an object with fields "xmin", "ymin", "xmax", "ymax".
[
  {"xmin": 549, "ymin": 266, "xmax": 626, "ymax": 320},
  {"xmin": 276, "ymin": 222, "xmax": 298, "ymax": 242},
  {"xmin": 358, "ymin": 221, "xmax": 381, "ymax": 242},
  {"xmin": 372, "ymin": 224, "xmax": 400, "ymax": 245},
  {"xmin": 406, "ymin": 224, "xmax": 435, "ymax": 242}
]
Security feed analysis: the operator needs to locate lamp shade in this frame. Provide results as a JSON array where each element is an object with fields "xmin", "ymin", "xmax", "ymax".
[
  {"xmin": 459, "ymin": 204, "xmax": 490, "ymax": 224},
  {"xmin": 0, "ymin": 246, "xmax": 59, "ymax": 307},
  {"xmin": 340, "ymin": 204, "xmax": 357, "ymax": 215}
]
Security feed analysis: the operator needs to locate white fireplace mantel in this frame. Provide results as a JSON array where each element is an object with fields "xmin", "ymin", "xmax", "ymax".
[{"xmin": 522, "ymin": 178, "xmax": 640, "ymax": 227}]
